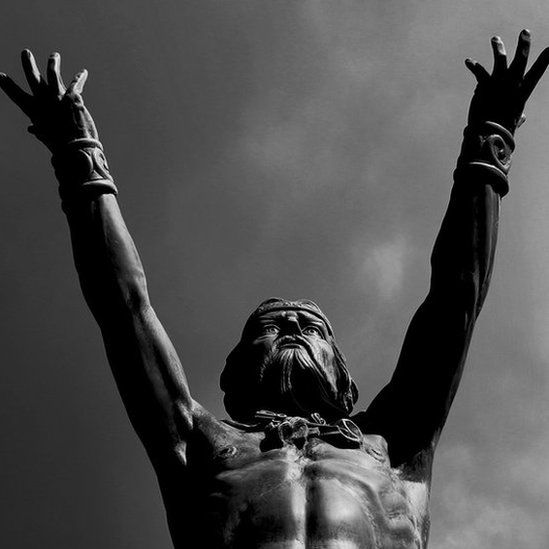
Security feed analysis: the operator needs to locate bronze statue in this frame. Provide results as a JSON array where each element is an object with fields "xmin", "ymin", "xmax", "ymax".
[{"xmin": 1, "ymin": 30, "xmax": 548, "ymax": 548}]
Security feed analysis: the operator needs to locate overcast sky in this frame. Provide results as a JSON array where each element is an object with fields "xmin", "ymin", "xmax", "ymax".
[{"xmin": 2, "ymin": 1, "xmax": 549, "ymax": 548}]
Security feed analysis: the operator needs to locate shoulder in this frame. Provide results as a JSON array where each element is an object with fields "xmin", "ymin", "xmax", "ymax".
[{"xmin": 190, "ymin": 401, "xmax": 251, "ymax": 450}]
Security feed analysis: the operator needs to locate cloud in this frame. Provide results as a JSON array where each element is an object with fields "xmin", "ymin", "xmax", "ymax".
[
  {"xmin": 360, "ymin": 235, "xmax": 408, "ymax": 301},
  {"xmin": 434, "ymin": 492, "xmax": 542, "ymax": 549},
  {"xmin": 430, "ymin": 443, "xmax": 549, "ymax": 549}
]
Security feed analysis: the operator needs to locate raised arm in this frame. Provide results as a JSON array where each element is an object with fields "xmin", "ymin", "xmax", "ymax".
[
  {"xmin": 0, "ymin": 52, "xmax": 194, "ymax": 464},
  {"xmin": 355, "ymin": 31, "xmax": 549, "ymax": 467}
]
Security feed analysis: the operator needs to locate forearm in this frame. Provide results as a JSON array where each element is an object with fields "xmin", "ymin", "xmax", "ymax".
[
  {"xmin": 46, "ymin": 133, "xmax": 151, "ymax": 322},
  {"xmin": 430, "ymin": 177, "xmax": 499, "ymax": 312},
  {"xmin": 64, "ymin": 192, "xmax": 150, "ymax": 323},
  {"xmin": 429, "ymin": 123, "xmax": 511, "ymax": 315}
]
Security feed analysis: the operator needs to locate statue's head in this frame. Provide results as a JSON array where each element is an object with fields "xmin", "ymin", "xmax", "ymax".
[{"xmin": 220, "ymin": 298, "xmax": 358, "ymax": 422}]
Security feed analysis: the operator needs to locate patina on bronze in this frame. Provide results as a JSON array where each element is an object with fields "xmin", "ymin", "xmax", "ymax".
[{"xmin": 1, "ymin": 30, "xmax": 548, "ymax": 549}]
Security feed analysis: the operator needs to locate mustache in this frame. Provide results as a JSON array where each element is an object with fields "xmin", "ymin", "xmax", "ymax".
[{"xmin": 274, "ymin": 335, "xmax": 315, "ymax": 355}]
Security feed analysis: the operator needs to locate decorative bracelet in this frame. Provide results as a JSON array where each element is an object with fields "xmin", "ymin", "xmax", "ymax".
[
  {"xmin": 51, "ymin": 138, "xmax": 118, "ymax": 205},
  {"xmin": 454, "ymin": 121, "xmax": 515, "ymax": 197}
]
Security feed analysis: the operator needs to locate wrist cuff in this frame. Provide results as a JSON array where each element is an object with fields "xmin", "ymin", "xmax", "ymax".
[
  {"xmin": 51, "ymin": 138, "xmax": 118, "ymax": 206},
  {"xmin": 454, "ymin": 121, "xmax": 515, "ymax": 197}
]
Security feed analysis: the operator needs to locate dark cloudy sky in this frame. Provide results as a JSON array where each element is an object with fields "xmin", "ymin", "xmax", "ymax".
[{"xmin": 2, "ymin": 1, "xmax": 549, "ymax": 548}]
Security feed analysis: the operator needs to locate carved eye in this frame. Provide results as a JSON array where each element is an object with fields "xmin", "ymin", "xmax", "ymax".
[
  {"xmin": 263, "ymin": 324, "xmax": 279, "ymax": 335},
  {"xmin": 303, "ymin": 326, "xmax": 322, "ymax": 337}
]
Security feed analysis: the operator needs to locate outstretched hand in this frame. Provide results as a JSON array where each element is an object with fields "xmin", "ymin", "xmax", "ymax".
[
  {"xmin": 0, "ymin": 50, "xmax": 97, "ymax": 152},
  {"xmin": 465, "ymin": 30, "xmax": 549, "ymax": 133}
]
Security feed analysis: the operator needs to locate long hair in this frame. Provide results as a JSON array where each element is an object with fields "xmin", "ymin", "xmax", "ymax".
[{"xmin": 220, "ymin": 298, "xmax": 359, "ymax": 422}]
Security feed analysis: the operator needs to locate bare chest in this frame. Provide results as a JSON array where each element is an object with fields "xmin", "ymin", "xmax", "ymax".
[{"xmin": 183, "ymin": 426, "xmax": 428, "ymax": 549}]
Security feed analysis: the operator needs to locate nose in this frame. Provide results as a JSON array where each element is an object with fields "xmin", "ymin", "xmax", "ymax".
[{"xmin": 281, "ymin": 315, "xmax": 302, "ymax": 336}]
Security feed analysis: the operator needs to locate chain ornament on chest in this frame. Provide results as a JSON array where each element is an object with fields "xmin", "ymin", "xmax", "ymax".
[{"xmin": 252, "ymin": 410, "xmax": 365, "ymax": 451}]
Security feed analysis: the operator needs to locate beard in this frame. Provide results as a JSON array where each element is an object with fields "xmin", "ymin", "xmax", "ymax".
[{"xmin": 258, "ymin": 338, "xmax": 341, "ymax": 417}]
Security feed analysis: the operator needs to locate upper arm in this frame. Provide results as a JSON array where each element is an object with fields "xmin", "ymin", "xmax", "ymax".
[
  {"xmin": 99, "ymin": 304, "xmax": 195, "ymax": 460},
  {"xmin": 355, "ymin": 288, "xmax": 478, "ymax": 466}
]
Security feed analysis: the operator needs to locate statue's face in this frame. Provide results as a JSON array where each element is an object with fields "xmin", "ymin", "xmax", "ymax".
[
  {"xmin": 221, "ymin": 299, "xmax": 358, "ymax": 422},
  {"xmin": 245, "ymin": 309, "xmax": 341, "ymax": 417}
]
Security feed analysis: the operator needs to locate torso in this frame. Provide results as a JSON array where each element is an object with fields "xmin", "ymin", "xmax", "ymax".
[{"xmin": 157, "ymin": 408, "xmax": 430, "ymax": 549}]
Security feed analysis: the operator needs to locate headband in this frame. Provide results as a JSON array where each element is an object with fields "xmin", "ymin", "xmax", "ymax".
[{"xmin": 246, "ymin": 298, "xmax": 334, "ymax": 337}]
